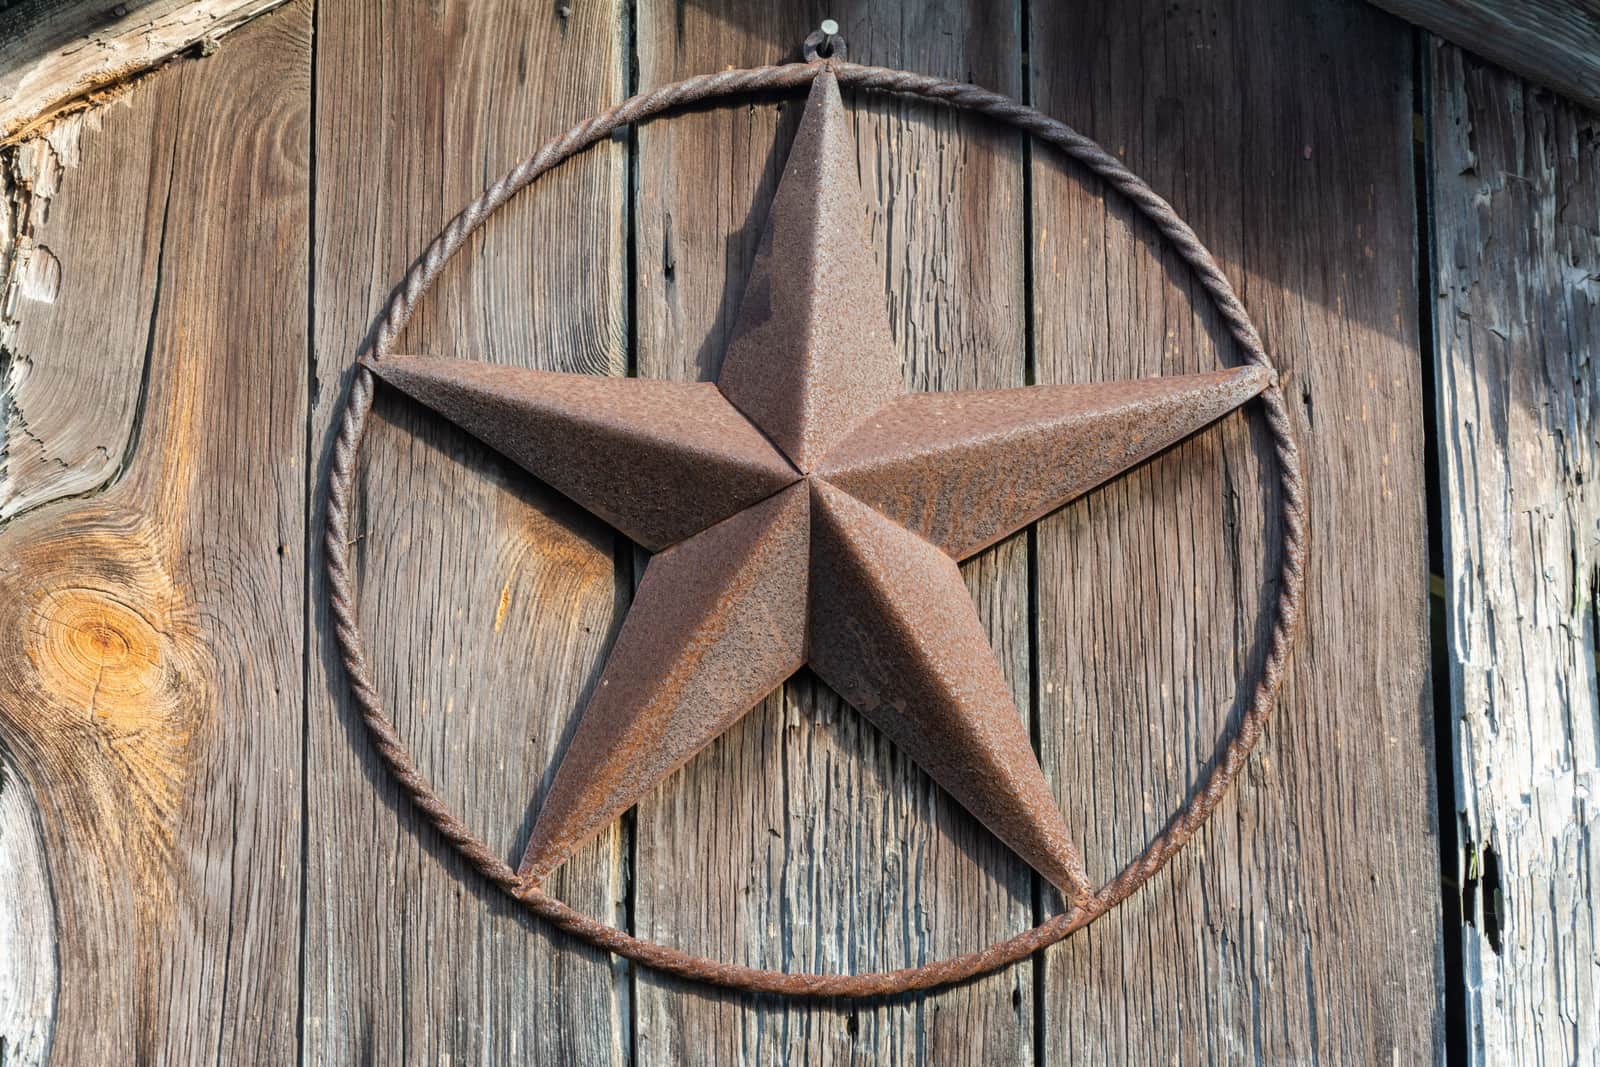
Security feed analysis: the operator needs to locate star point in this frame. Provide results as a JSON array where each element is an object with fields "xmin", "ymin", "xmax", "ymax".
[
  {"xmin": 715, "ymin": 69, "xmax": 903, "ymax": 472},
  {"xmin": 368, "ymin": 355, "xmax": 799, "ymax": 551},
  {"xmin": 519, "ymin": 481, "xmax": 810, "ymax": 886}
]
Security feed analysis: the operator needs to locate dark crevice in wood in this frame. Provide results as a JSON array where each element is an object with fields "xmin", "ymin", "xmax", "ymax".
[
  {"xmin": 1412, "ymin": 27, "xmax": 1469, "ymax": 1065},
  {"xmin": 126, "ymin": 120, "xmax": 179, "ymax": 505},
  {"xmin": 1592, "ymin": 567, "xmax": 1599, "ymax": 741},
  {"xmin": 622, "ymin": 5, "xmax": 640, "ymax": 1061},
  {"xmin": 297, "ymin": 3, "xmax": 319, "ymax": 1066},
  {"xmin": 1480, "ymin": 842, "xmax": 1505, "ymax": 955},
  {"xmin": 1018, "ymin": 2, "xmax": 1046, "ymax": 1061},
  {"xmin": 1026, "ymin": 522, "xmax": 1046, "ymax": 1062},
  {"xmin": 1458, "ymin": 833, "xmax": 1506, "ymax": 958}
]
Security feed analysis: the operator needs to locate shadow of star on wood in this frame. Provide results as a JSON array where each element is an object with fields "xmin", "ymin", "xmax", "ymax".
[{"xmin": 366, "ymin": 68, "xmax": 1270, "ymax": 906}]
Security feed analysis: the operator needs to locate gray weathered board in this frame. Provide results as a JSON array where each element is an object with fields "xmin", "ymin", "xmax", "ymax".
[
  {"xmin": 1429, "ymin": 40, "xmax": 1600, "ymax": 1067},
  {"xmin": 1371, "ymin": 0, "xmax": 1600, "ymax": 114},
  {"xmin": 0, "ymin": 0, "xmax": 1587, "ymax": 1062}
]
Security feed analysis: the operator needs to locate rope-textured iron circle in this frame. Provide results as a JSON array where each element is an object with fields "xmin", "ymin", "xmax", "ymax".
[{"xmin": 323, "ymin": 58, "xmax": 1307, "ymax": 997}]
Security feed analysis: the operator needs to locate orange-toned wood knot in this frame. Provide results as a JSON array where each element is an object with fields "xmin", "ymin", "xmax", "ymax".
[{"xmin": 0, "ymin": 523, "xmax": 212, "ymax": 874}]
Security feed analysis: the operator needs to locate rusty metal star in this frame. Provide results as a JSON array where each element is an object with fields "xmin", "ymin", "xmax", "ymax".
[{"xmin": 368, "ymin": 70, "xmax": 1268, "ymax": 905}]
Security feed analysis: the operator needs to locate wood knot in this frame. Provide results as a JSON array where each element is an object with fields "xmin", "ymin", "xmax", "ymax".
[
  {"xmin": 1, "ymin": 524, "xmax": 212, "ymax": 873},
  {"xmin": 33, "ymin": 590, "xmax": 168, "ymax": 723}
]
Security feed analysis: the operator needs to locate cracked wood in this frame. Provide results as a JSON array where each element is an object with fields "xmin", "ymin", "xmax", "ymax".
[
  {"xmin": 0, "ymin": 0, "xmax": 292, "ymax": 142},
  {"xmin": 0, "ymin": 4, "xmax": 309, "ymax": 1061},
  {"xmin": 1430, "ymin": 40, "xmax": 1600, "ymax": 1067}
]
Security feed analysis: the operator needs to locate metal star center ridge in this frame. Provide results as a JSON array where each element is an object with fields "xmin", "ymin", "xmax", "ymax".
[{"xmin": 368, "ymin": 71, "xmax": 1268, "ymax": 905}]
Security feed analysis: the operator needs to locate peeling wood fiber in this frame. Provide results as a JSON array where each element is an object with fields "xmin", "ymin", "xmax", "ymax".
[{"xmin": 1430, "ymin": 39, "xmax": 1600, "ymax": 1067}]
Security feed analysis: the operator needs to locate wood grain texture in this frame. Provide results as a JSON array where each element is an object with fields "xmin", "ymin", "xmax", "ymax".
[
  {"xmin": 0, "ymin": 71, "xmax": 171, "ymax": 1067},
  {"xmin": 0, "ymin": 3, "xmax": 309, "ymax": 1061},
  {"xmin": 0, "ymin": 102, "xmax": 172, "ymax": 520},
  {"xmin": 0, "ymin": 0, "xmax": 292, "ymax": 141},
  {"xmin": 1429, "ymin": 40, "xmax": 1600, "ymax": 1066},
  {"xmin": 301, "ymin": 0, "xmax": 631, "ymax": 1062},
  {"xmin": 1029, "ymin": 0, "xmax": 1443, "ymax": 1060},
  {"xmin": 631, "ymin": 3, "xmax": 1035, "ymax": 1063},
  {"xmin": 1371, "ymin": 0, "xmax": 1600, "ymax": 114}
]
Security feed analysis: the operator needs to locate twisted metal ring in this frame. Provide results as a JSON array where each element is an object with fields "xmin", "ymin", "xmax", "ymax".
[{"xmin": 323, "ymin": 57, "xmax": 1307, "ymax": 997}]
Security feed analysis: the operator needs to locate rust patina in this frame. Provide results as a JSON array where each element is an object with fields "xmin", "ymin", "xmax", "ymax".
[{"xmin": 367, "ymin": 71, "xmax": 1269, "ymax": 906}]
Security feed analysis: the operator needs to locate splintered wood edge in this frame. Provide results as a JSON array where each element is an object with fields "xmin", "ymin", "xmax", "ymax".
[
  {"xmin": 1429, "ymin": 42, "xmax": 1600, "ymax": 1065},
  {"xmin": 0, "ymin": 0, "xmax": 292, "ymax": 145},
  {"xmin": 1371, "ymin": 0, "xmax": 1600, "ymax": 113}
]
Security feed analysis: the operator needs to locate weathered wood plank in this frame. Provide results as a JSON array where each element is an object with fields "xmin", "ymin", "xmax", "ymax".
[
  {"xmin": 630, "ymin": 5, "xmax": 1034, "ymax": 1063},
  {"xmin": 1371, "ymin": 0, "xmax": 1600, "ymax": 114},
  {"xmin": 0, "ymin": 0, "xmax": 292, "ymax": 141},
  {"xmin": 0, "ymin": 2, "xmax": 309, "ymax": 1060},
  {"xmin": 0, "ymin": 747, "xmax": 54, "ymax": 1066},
  {"xmin": 0, "ymin": 82, "xmax": 172, "ymax": 1067},
  {"xmin": 0, "ymin": 101, "xmax": 173, "ymax": 519},
  {"xmin": 302, "ymin": 1, "xmax": 631, "ymax": 1062},
  {"xmin": 1429, "ymin": 40, "xmax": 1600, "ymax": 1066},
  {"xmin": 1029, "ymin": 0, "xmax": 1442, "ymax": 1060}
]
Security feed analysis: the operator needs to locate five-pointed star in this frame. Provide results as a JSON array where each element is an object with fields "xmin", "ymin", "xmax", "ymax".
[{"xmin": 368, "ymin": 70, "xmax": 1268, "ymax": 904}]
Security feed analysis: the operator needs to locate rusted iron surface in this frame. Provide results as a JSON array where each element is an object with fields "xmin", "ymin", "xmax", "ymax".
[
  {"xmin": 369, "ymin": 356, "xmax": 799, "ymax": 551},
  {"xmin": 326, "ymin": 46, "xmax": 1306, "ymax": 995},
  {"xmin": 808, "ymin": 480, "xmax": 1092, "ymax": 898},
  {"xmin": 715, "ymin": 70, "xmax": 903, "ymax": 472},
  {"xmin": 519, "ymin": 484, "xmax": 810, "ymax": 884},
  {"xmin": 817, "ymin": 368, "xmax": 1272, "ymax": 559}
]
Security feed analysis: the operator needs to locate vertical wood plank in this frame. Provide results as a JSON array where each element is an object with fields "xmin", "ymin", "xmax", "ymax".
[
  {"xmin": 1429, "ymin": 40, "xmax": 1600, "ymax": 1067},
  {"xmin": 0, "ymin": 83, "xmax": 176, "ymax": 1067},
  {"xmin": 303, "ymin": 1, "xmax": 631, "ymax": 1061},
  {"xmin": 1029, "ymin": 0, "xmax": 1442, "ymax": 1060},
  {"xmin": 631, "ymin": 5, "xmax": 1034, "ymax": 1064},
  {"xmin": 0, "ymin": 4, "xmax": 310, "ymax": 1060}
]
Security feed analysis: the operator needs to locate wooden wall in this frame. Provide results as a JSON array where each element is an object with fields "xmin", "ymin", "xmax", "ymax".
[{"xmin": 0, "ymin": 0, "xmax": 1591, "ymax": 1062}]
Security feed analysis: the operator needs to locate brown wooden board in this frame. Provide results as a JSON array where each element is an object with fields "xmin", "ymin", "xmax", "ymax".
[
  {"xmin": 0, "ymin": 4, "xmax": 309, "ymax": 1060},
  {"xmin": 630, "ymin": 3, "xmax": 1035, "ymax": 1063},
  {"xmin": 301, "ymin": 1, "xmax": 631, "ymax": 1062},
  {"xmin": 1428, "ymin": 39, "xmax": 1600, "ymax": 1066},
  {"xmin": 1028, "ymin": 1, "xmax": 1442, "ymax": 1060}
]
